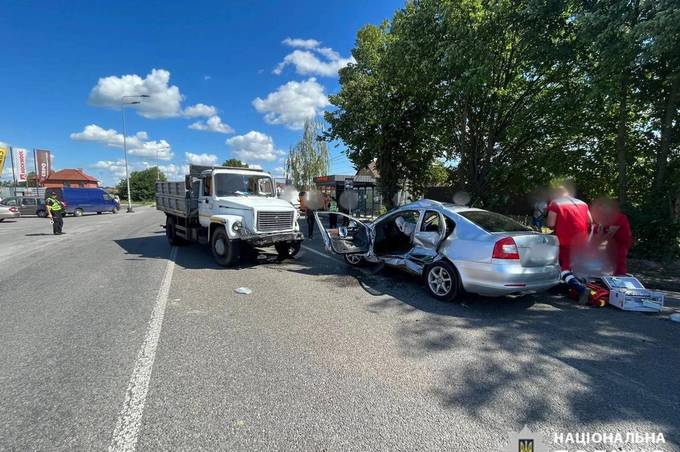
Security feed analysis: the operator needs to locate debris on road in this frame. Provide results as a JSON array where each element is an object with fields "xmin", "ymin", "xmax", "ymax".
[{"xmin": 234, "ymin": 287, "xmax": 252, "ymax": 295}]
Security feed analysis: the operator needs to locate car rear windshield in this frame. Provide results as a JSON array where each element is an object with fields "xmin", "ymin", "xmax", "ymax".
[{"xmin": 458, "ymin": 210, "xmax": 531, "ymax": 232}]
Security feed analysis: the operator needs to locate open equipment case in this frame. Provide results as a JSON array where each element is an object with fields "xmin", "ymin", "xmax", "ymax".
[{"xmin": 600, "ymin": 276, "xmax": 664, "ymax": 312}]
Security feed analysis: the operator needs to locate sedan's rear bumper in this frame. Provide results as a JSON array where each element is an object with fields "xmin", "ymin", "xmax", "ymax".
[
  {"xmin": 0, "ymin": 212, "xmax": 21, "ymax": 220},
  {"xmin": 456, "ymin": 260, "xmax": 560, "ymax": 297}
]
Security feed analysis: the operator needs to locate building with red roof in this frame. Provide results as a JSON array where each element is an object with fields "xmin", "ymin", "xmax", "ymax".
[{"xmin": 43, "ymin": 168, "xmax": 99, "ymax": 188}]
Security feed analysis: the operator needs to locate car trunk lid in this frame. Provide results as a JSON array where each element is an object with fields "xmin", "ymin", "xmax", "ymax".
[{"xmin": 493, "ymin": 232, "xmax": 558, "ymax": 267}]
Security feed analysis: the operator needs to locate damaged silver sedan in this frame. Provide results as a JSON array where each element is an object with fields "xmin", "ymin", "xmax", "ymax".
[{"xmin": 315, "ymin": 199, "xmax": 560, "ymax": 301}]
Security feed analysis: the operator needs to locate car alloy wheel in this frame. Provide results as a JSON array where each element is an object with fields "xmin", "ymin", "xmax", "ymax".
[
  {"xmin": 344, "ymin": 254, "xmax": 363, "ymax": 266},
  {"xmin": 428, "ymin": 266, "xmax": 452, "ymax": 296}
]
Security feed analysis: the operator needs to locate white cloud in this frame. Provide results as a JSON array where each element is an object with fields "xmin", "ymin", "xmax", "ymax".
[
  {"xmin": 91, "ymin": 159, "xmax": 188, "ymax": 182},
  {"xmin": 252, "ymin": 78, "xmax": 329, "ymax": 130},
  {"xmin": 247, "ymin": 163, "xmax": 263, "ymax": 170},
  {"xmin": 185, "ymin": 152, "xmax": 218, "ymax": 166},
  {"xmin": 274, "ymin": 39, "xmax": 354, "ymax": 77},
  {"xmin": 203, "ymin": 75, "xmax": 212, "ymax": 80},
  {"xmin": 88, "ymin": 69, "xmax": 184, "ymax": 119},
  {"xmin": 226, "ymin": 131, "xmax": 284, "ymax": 162},
  {"xmin": 282, "ymin": 37, "xmax": 321, "ymax": 49},
  {"xmin": 188, "ymin": 115, "xmax": 234, "ymax": 134},
  {"xmin": 183, "ymin": 103, "xmax": 217, "ymax": 118},
  {"xmin": 70, "ymin": 124, "xmax": 173, "ymax": 160}
]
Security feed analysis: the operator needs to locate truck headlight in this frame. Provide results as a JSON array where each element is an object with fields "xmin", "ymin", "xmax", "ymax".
[{"xmin": 232, "ymin": 221, "xmax": 243, "ymax": 232}]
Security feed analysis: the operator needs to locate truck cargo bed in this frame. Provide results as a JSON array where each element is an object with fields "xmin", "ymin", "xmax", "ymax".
[{"xmin": 155, "ymin": 181, "xmax": 198, "ymax": 218}]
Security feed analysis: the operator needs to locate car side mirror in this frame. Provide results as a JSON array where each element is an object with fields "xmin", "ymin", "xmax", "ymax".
[{"xmin": 338, "ymin": 226, "xmax": 349, "ymax": 238}]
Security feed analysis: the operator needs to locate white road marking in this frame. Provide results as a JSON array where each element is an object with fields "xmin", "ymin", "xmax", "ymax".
[
  {"xmin": 302, "ymin": 245, "xmax": 335, "ymax": 261},
  {"xmin": 109, "ymin": 246, "xmax": 177, "ymax": 452}
]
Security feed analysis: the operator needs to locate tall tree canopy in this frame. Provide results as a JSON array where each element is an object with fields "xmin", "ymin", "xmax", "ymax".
[
  {"xmin": 327, "ymin": 0, "xmax": 680, "ymax": 257},
  {"xmin": 222, "ymin": 159, "xmax": 248, "ymax": 168},
  {"xmin": 117, "ymin": 167, "xmax": 166, "ymax": 201},
  {"xmin": 287, "ymin": 120, "xmax": 329, "ymax": 190}
]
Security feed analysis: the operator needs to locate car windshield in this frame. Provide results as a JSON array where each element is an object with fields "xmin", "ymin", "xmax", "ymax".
[
  {"xmin": 214, "ymin": 173, "xmax": 274, "ymax": 197},
  {"xmin": 458, "ymin": 210, "xmax": 531, "ymax": 232}
]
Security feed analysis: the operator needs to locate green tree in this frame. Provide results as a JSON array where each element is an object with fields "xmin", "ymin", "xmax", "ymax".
[
  {"xmin": 287, "ymin": 119, "xmax": 329, "ymax": 190},
  {"xmin": 326, "ymin": 22, "xmax": 438, "ymax": 207},
  {"xmin": 116, "ymin": 167, "xmax": 166, "ymax": 201},
  {"xmin": 222, "ymin": 159, "xmax": 248, "ymax": 168}
]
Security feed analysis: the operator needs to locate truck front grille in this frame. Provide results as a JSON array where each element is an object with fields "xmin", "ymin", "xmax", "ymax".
[{"xmin": 257, "ymin": 211, "xmax": 294, "ymax": 232}]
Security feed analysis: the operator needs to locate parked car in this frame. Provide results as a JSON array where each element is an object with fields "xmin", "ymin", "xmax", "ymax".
[
  {"xmin": 1, "ymin": 196, "xmax": 48, "ymax": 217},
  {"xmin": 0, "ymin": 204, "xmax": 21, "ymax": 222},
  {"xmin": 46, "ymin": 187, "xmax": 119, "ymax": 216},
  {"xmin": 315, "ymin": 199, "xmax": 560, "ymax": 301}
]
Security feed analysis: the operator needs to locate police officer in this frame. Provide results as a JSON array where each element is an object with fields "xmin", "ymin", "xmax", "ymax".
[{"xmin": 46, "ymin": 191, "xmax": 65, "ymax": 235}]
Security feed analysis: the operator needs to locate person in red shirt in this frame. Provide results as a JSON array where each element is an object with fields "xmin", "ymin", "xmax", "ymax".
[
  {"xmin": 546, "ymin": 182, "xmax": 592, "ymax": 272},
  {"xmin": 593, "ymin": 199, "xmax": 632, "ymax": 275}
]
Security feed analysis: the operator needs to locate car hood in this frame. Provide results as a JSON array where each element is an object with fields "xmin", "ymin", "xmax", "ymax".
[{"xmin": 216, "ymin": 196, "xmax": 295, "ymax": 211}]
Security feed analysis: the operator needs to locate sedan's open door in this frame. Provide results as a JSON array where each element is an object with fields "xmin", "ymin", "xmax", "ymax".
[{"xmin": 314, "ymin": 211, "xmax": 371, "ymax": 255}]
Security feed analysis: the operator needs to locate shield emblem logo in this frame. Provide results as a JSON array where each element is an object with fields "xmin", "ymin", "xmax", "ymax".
[{"xmin": 519, "ymin": 439, "xmax": 534, "ymax": 452}]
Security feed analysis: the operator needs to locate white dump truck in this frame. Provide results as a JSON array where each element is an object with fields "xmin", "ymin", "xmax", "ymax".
[{"xmin": 156, "ymin": 165, "xmax": 303, "ymax": 266}]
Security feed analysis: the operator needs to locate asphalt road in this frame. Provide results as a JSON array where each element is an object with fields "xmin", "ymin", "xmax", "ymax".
[{"xmin": 1, "ymin": 208, "xmax": 679, "ymax": 451}]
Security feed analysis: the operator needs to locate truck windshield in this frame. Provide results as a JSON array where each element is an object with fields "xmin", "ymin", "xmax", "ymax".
[{"xmin": 214, "ymin": 174, "xmax": 274, "ymax": 197}]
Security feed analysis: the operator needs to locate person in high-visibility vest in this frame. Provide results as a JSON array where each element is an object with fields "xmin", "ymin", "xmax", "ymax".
[{"xmin": 46, "ymin": 191, "xmax": 65, "ymax": 235}]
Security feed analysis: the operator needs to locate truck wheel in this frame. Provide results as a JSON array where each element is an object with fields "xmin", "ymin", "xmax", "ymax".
[
  {"xmin": 211, "ymin": 228, "xmax": 239, "ymax": 266},
  {"xmin": 74, "ymin": 208, "xmax": 84, "ymax": 217},
  {"xmin": 165, "ymin": 216, "xmax": 184, "ymax": 246},
  {"xmin": 275, "ymin": 241, "xmax": 301, "ymax": 259}
]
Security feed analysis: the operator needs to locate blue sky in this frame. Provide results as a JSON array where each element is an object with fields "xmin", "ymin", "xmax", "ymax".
[{"xmin": 0, "ymin": 0, "xmax": 401, "ymax": 186}]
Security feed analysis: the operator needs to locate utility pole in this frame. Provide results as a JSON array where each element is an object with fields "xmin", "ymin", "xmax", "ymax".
[{"xmin": 120, "ymin": 94, "xmax": 150, "ymax": 213}]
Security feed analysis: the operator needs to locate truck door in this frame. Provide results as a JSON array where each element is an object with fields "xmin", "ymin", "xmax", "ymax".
[
  {"xmin": 315, "ymin": 211, "xmax": 371, "ymax": 255},
  {"xmin": 198, "ymin": 175, "xmax": 212, "ymax": 227}
]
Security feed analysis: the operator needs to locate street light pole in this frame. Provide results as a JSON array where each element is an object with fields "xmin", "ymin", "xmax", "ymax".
[
  {"xmin": 120, "ymin": 95, "xmax": 150, "ymax": 213},
  {"xmin": 121, "ymin": 105, "xmax": 133, "ymax": 213}
]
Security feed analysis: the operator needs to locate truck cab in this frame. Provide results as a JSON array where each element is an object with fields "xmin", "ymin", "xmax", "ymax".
[{"xmin": 157, "ymin": 165, "xmax": 303, "ymax": 266}]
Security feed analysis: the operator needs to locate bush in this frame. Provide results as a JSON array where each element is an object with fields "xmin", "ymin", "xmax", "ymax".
[{"xmin": 628, "ymin": 202, "xmax": 680, "ymax": 261}]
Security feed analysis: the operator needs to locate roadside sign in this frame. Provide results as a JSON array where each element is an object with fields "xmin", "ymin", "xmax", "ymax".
[{"xmin": 0, "ymin": 145, "xmax": 7, "ymax": 176}]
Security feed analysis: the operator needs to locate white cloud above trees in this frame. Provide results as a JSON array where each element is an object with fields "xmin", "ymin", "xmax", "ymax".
[
  {"xmin": 274, "ymin": 38, "xmax": 354, "ymax": 77},
  {"xmin": 185, "ymin": 152, "xmax": 218, "ymax": 166},
  {"xmin": 252, "ymin": 78, "xmax": 329, "ymax": 130},
  {"xmin": 226, "ymin": 131, "xmax": 284, "ymax": 161},
  {"xmin": 70, "ymin": 124, "xmax": 173, "ymax": 160},
  {"xmin": 183, "ymin": 103, "xmax": 218, "ymax": 118},
  {"xmin": 88, "ymin": 69, "xmax": 220, "ymax": 121},
  {"xmin": 188, "ymin": 115, "xmax": 234, "ymax": 134}
]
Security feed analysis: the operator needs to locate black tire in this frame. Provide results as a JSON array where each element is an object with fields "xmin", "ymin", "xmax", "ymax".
[
  {"xmin": 97, "ymin": 212, "xmax": 102, "ymax": 215},
  {"xmin": 275, "ymin": 241, "xmax": 301, "ymax": 259},
  {"xmin": 112, "ymin": 207, "xmax": 119, "ymax": 214},
  {"xmin": 165, "ymin": 216, "xmax": 185, "ymax": 246},
  {"xmin": 343, "ymin": 254, "xmax": 365, "ymax": 266},
  {"xmin": 424, "ymin": 260, "xmax": 461, "ymax": 302},
  {"xmin": 0, "ymin": 219, "xmax": 4, "ymax": 223},
  {"xmin": 211, "ymin": 227, "xmax": 239, "ymax": 266},
  {"xmin": 74, "ymin": 208, "xmax": 84, "ymax": 217},
  {"xmin": 36, "ymin": 210, "xmax": 47, "ymax": 218}
]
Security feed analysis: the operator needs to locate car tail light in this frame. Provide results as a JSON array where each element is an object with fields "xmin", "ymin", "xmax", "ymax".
[
  {"xmin": 9, "ymin": 207, "xmax": 17, "ymax": 213},
  {"xmin": 493, "ymin": 237, "xmax": 520, "ymax": 260}
]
